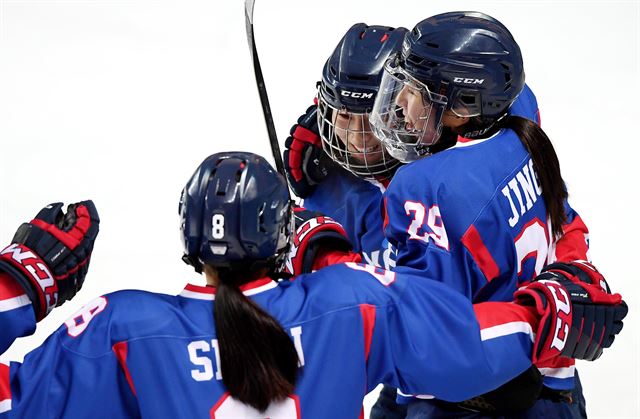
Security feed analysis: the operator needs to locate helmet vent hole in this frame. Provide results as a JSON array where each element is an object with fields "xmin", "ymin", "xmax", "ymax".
[
  {"xmin": 426, "ymin": 42, "xmax": 439, "ymax": 48},
  {"xmin": 347, "ymin": 74, "xmax": 369, "ymax": 81},
  {"xmin": 460, "ymin": 94, "xmax": 476, "ymax": 105}
]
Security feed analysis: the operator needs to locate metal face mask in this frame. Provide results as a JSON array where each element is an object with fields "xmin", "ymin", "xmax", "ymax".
[{"xmin": 317, "ymin": 86, "xmax": 401, "ymax": 180}]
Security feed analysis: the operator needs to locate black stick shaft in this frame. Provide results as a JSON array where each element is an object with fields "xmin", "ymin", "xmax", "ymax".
[{"xmin": 244, "ymin": 0, "xmax": 287, "ymax": 179}]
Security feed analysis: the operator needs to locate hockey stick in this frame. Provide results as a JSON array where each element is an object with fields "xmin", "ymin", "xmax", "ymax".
[{"xmin": 244, "ymin": 0, "xmax": 287, "ymax": 180}]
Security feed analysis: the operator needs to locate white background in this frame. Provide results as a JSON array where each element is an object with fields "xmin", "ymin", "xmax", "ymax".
[{"xmin": 0, "ymin": 1, "xmax": 638, "ymax": 417}]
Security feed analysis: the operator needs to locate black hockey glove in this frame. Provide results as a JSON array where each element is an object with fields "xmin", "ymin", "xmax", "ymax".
[
  {"xmin": 283, "ymin": 105, "xmax": 331, "ymax": 198},
  {"xmin": 515, "ymin": 260, "xmax": 627, "ymax": 363},
  {"xmin": 0, "ymin": 201, "xmax": 100, "ymax": 320},
  {"xmin": 283, "ymin": 207, "xmax": 353, "ymax": 275}
]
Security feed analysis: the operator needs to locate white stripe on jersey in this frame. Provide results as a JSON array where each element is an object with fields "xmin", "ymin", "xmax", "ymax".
[
  {"xmin": 0, "ymin": 294, "xmax": 30, "ymax": 313},
  {"xmin": 480, "ymin": 321, "xmax": 535, "ymax": 342},
  {"xmin": 179, "ymin": 281, "xmax": 278, "ymax": 300},
  {"xmin": 179, "ymin": 289, "xmax": 215, "ymax": 301},
  {"xmin": 0, "ymin": 399, "xmax": 11, "ymax": 413},
  {"xmin": 243, "ymin": 281, "xmax": 278, "ymax": 296},
  {"xmin": 538, "ymin": 365, "xmax": 575, "ymax": 379}
]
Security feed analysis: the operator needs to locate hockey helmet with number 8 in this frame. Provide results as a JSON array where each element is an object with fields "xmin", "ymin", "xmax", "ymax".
[
  {"xmin": 370, "ymin": 11, "xmax": 526, "ymax": 162},
  {"xmin": 179, "ymin": 152, "xmax": 293, "ymax": 273},
  {"xmin": 317, "ymin": 23, "xmax": 408, "ymax": 181}
]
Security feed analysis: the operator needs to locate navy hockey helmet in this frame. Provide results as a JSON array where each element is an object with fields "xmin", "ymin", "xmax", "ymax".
[
  {"xmin": 179, "ymin": 152, "xmax": 293, "ymax": 273},
  {"xmin": 370, "ymin": 12, "xmax": 525, "ymax": 162},
  {"xmin": 317, "ymin": 23, "xmax": 408, "ymax": 180}
]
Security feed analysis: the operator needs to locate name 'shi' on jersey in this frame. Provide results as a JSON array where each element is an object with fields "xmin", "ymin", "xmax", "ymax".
[
  {"xmin": 0, "ymin": 264, "xmax": 540, "ymax": 418},
  {"xmin": 382, "ymin": 84, "xmax": 589, "ymax": 391}
]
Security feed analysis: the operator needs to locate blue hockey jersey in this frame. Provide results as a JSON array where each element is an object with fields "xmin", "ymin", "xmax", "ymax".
[
  {"xmin": 0, "ymin": 264, "xmax": 542, "ymax": 418},
  {"xmin": 382, "ymin": 115, "xmax": 588, "ymax": 390}
]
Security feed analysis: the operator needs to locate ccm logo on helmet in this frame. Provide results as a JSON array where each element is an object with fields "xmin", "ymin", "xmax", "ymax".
[
  {"xmin": 340, "ymin": 90, "xmax": 374, "ymax": 99},
  {"xmin": 453, "ymin": 77, "xmax": 484, "ymax": 85}
]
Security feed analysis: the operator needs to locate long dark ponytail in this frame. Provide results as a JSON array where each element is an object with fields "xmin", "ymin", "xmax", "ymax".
[
  {"xmin": 497, "ymin": 115, "xmax": 567, "ymax": 238},
  {"xmin": 213, "ymin": 270, "xmax": 298, "ymax": 412}
]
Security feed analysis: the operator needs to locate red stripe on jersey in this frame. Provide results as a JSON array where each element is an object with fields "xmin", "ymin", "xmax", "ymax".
[
  {"xmin": 183, "ymin": 277, "xmax": 275, "ymax": 296},
  {"xmin": 0, "ymin": 273, "xmax": 26, "ymax": 300},
  {"xmin": 555, "ymin": 215, "xmax": 590, "ymax": 262},
  {"xmin": 210, "ymin": 392, "xmax": 231, "ymax": 417},
  {"xmin": 535, "ymin": 352, "xmax": 575, "ymax": 369},
  {"xmin": 113, "ymin": 342, "xmax": 137, "ymax": 396},
  {"xmin": 474, "ymin": 302, "xmax": 538, "ymax": 330},
  {"xmin": 0, "ymin": 362, "xmax": 10, "ymax": 404},
  {"xmin": 360, "ymin": 304, "xmax": 376, "ymax": 361},
  {"xmin": 383, "ymin": 197, "xmax": 390, "ymax": 232},
  {"xmin": 461, "ymin": 225, "xmax": 500, "ymax": 281}
]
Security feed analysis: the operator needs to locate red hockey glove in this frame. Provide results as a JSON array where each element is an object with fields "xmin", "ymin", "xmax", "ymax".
[
  {"xmin": 515, "ymin": 261, "xmax": 627, "ymax": 363},
  {"xmin": 283, "ymin": 105, "xmax": 332, "ymax": 198},
  {"xmin": 0, "ymin": 201, "xmax": 99, "ymax": 320},
  {"xmin": 284, "ymin": 207, "xmax": 354, "ymax": 275},
  {"xmin": 540, "ymin": 261, "xmax": 627, "ymax": 360}
]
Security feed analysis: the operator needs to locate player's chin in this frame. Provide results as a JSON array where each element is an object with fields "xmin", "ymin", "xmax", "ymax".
[{"xmin": 348, "ymin": 149, "xmax": 385, "ymax": 166}]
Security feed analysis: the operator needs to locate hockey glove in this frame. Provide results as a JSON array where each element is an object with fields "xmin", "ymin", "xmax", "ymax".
[
  {"xmin": 539, "ymin": 261, "xmax": 627, "ymax": 360},
  {"xmin": 284, "ymin": 207, "xmax": 353, "ymax": 275},
  {"xmin": 283, "ymin": 105, "xmax": 331, "ymax": 198},
  {"xmin": 515, "ymin": 261, "xmax": 627, "ymax": 363},
  {"xmin": 0, "ymin": 201, "xmax": 100, "ymax": 321}
]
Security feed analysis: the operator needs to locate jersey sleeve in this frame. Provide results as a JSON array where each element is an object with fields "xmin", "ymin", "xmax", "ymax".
[
  {"xmin": 551, "ymin": 199, "xmax": 590, "ymax": 263},
  {"xmin": 349, "ymin": 265, "xmax": 538, "ymax": 402},
  {"xmin": 0, "ymin": 296, "xmax": 139, "ymax": 418},
  {"xmin": 0, "ymin": 273, "xmax": 36, "ymax": 354}
]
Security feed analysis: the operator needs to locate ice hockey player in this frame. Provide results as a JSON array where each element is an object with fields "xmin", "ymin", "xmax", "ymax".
[
  {"xmin": 284, "ymin": 19, "xmax": 592, "ymax": 418},
  {"xmin": 369, "ymin": 11, "xmax": 605, "ymax": 418},
  {"xmin": 0, "ymin": 152, "xmax": 627, "ymax": 417}
]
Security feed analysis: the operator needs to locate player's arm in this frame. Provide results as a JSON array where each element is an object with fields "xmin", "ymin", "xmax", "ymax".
[
  {"xmin": 0, "ymin": 201, "xmax": 99, "ymax": 353},
  {"xmin": 552, "ymin": 199, "xmax": 590, "ymax": 262},
  {"xmin": 0, "ymin": 297, "xmax": 140, "ymax": 417},
  {"xmin": 359, "ymin": 262, "xmax": 626, "ymax": 401}
]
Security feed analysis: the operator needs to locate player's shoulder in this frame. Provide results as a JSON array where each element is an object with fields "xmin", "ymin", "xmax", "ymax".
[
  {"xmin": 292, "ymin": 263, "xmax": 405, "ymax": 310},
  {"xmin": 54, "ymin": 289, "xmax": 177, "ymax": 356}
]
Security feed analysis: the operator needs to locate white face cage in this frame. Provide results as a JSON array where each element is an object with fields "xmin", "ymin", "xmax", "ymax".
[
  {"xmin": 316, "ymin": 87, "xmax": 401, "ymax": 181},
  {"xmin": 370, "ymin": 59, "xmax": 449, "ymax": 163}
]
